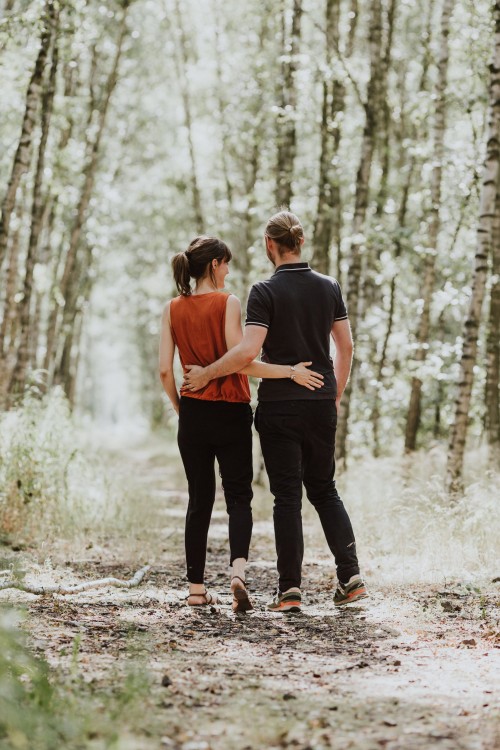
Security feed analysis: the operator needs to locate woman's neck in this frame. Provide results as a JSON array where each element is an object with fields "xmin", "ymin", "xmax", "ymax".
[{"xmin": 193, "ymin": 280, "xmax": 220, "ymax": 295}]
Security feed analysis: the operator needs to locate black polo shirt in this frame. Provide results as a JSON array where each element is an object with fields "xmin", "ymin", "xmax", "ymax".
[{"xmin": 245, "ymin": 262, "xmax": 348, "ymax": 401}]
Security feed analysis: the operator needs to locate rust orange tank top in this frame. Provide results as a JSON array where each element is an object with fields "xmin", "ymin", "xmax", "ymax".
[{"xmin": 170, "ymin": 292, "xmax": 251, "ymax": 403}]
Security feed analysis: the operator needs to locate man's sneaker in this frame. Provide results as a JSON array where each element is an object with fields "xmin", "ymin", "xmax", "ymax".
[
  {"xmin": 266, "ymin": 588, "xmax": 302, "ymax": 612},
  {"xmin": 334, "ymin": 575, "xmax": 368, "ymax": 606}
]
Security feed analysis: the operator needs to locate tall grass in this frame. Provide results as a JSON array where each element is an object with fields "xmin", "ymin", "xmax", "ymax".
[
  {"xmin": 0, "ymin": 389, "xmax": 126, "ymax": 544},
  {"xmin": 315, "ymin": 449, "xmax": 500, "ymax": 584}
]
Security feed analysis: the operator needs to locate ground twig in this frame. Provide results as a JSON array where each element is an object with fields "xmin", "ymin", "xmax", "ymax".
[{"xmin": 0, "ymin": 564, "xmax": 151, "ymax": 595}]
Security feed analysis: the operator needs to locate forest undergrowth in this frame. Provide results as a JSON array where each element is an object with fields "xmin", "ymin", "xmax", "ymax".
[{"xmin": 0, "ymin": 397, "xmax": 499, "ymax": 749}]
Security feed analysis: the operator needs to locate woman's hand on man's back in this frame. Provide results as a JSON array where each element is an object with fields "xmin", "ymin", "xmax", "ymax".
[{"xmin": 293, "ymin": 362, "xmax": 324, "ymax": 390}]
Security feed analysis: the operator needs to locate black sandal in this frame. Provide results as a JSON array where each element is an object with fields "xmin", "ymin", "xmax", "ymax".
[
  {"xmin": 231, "ymin": 576, "xmax": 253, "ymax": 613},
  {"xmin": 187, "ymin": 590, "xmax": 218, "ymax": 606}
]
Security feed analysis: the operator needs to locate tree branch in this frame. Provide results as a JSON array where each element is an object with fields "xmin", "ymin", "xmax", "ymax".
[{"xmin": 0, "ymin": 564, "xmax": 151, "ymax": 595}]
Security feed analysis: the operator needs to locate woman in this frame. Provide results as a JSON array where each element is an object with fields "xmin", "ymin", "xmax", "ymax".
[{"xmin": 159, "ymin": 236, "xmax": 323, "ymax": 611}]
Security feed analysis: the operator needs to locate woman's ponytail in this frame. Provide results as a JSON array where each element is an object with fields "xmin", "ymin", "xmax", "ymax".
[
  {"xmin": 171, "ymin": 252, "xmax": 192, "ymax": 296},
  {"xmin": 171, "ymin": 236, "xmax": 232, "ymax": 296}
]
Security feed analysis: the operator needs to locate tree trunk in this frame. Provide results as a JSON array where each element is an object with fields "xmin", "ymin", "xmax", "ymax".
[
  {"xmin": 370, "ymin": 0, "xmax": 435, "ymax": 454},
  {"xmin": 42, "ymin": 232, "xmax": 65, "ymax": 383},
  {"xmin": 346, "ymin": 0, "xmax": 359, "ymax": 58},
  {"xmin": 484, "ymin": 185, "xmax": 500, "ymax": 458},
  {"xmin": 239, "ymin": 8, "xmax": 272, "ymax": 282},
  {"xmin": 335, "ymin": 0, "xmax": 383, "ymax": 464},
  {"xmin": 8, "ymin": 7, "xmax": 59, "ymax": 399},
  {"xmin": 446, "ymin": 1, "xmax": 500, "ymax": 492},
  {"xmin": 405, "ymin": 0, "xmax": 455, "ymax": 452},
  {"xmin": 375, "ymin": 0, "xmax": 397, "ymax": 216},
  {"xmin": 0, "ymin": 0, "xmax": 53, "ymax": 274},
  {"xmin": 173, "ymin": 0, "xmax": 204, "ymax": 232},
  {"xmin": 49, "ymin": 8, "xmax": 129, "ymax": 398},
  {"xmin": 311, "ymin": 0, "xmax": 344, "ymax": 277},
  {"xmin": 0, "ymin": 224, "xmax": 21, "ymax": 406},
  {"xmin": 29, "ymin": 197, "xmax": 57, "ymax": 370},
  {"xmin": 371, "ymin": 156, "xmax": 416, "ymax": 455},
  {"xmin": 212, "ymin": 0, "xmax": 233, "ymax": 212},
  {"xmin": 275, "ymin": 0, "xmax": 303, "ymax": 207},
  {"xmin": 54, "ymin": 242, "xmax": 92, "ymax": 398},
  {"xmin": 66, "ymin": 258, "xmax": 93, "ymax": 408}
]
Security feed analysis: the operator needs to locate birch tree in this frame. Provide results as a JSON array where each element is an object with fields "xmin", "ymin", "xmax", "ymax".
[
  {"xmin": 0, "ymin": 0, "xmax": 54, "ymax": 274},
  {"xmin": 335, "ymin": 0, "xmax": 384, "ymax": 463},
  {"xmin": 484, "ymin": 185, "xmax": 500, "ymax": 459},
  {"xmin": 172, "ymin": 0, "xmax": 204, "ymax": 233},
  {"xmin": 50, "ymin": 10, "xmax": 129, "ymax": 399},
  {"xmin": 405, "ymin": 0, "xmax": 455, "ymax": 452},
  {"xmin": 8, "ymin": 5, "xmax": 59, "ymax": 398},
  {"xmin": 275, "ymin": 0, "xmax": 302, "ymax": 207},
  {"xmin": 447, "ymin": 0, "xmax": 500, "ymax": 491},
  {"xmin": 311, "ymin": 0, "xmax": 344, "ymax": 277}
]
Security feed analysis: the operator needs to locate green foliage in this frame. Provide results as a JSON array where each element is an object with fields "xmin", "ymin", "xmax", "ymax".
[
  {"xmin": 0, "ymin": 608, "xmax": 157, "ymax": 749},
  {"xmin": 0, "ymin": 388, "xmax": 117, "ymax": 542},
  {"xmin": 0, "ymin": 609, "xmax": 66, "ymax": 750}
]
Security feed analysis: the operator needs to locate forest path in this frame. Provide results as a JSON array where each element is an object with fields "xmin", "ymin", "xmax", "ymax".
[{"xmin": 12, "ymin": 439, "xmax": 500, "ymax": 749}]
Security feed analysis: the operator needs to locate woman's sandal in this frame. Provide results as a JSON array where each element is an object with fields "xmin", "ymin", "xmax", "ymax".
[
  {"xmin": 187, "ymin": 590, "xmax": 218, "ymax": 606},
  {"xmin": 231, "ymin": 576, "xmax": 253, "ymax": 613}
]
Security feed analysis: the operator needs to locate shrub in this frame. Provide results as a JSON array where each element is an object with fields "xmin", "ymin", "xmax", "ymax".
[{"xmin": 0, "ymin": 389, "xmax": 112, "ymax": 542}]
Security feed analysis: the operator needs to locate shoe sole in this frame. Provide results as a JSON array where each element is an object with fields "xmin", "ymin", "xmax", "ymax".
[
  {"xmin": 334, "ymin": 588, "xmax": 368, "ymax": 607},
  {"xmin": 267, "ymin": 601, "xmax": 302, "ymax": 612},
  {"xmin": 232, "ymin": 587, "xmax": 253, "ymax": 613}
]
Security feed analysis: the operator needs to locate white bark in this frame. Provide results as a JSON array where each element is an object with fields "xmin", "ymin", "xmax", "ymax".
[{"xmin": 446, "ymin": 1, "xmax": 500, "ymax": 492}]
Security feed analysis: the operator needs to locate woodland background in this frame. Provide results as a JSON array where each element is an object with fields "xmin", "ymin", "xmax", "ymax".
[
  {"xmin": 0, "ymin": 1, "xmax": 499, "ymax": 749},
  {"xmin": 2, "ymin": 0, "xmax": 500, "ymax": 485}
]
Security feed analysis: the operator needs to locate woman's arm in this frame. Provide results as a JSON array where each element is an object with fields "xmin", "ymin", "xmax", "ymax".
[
  {"xmin": 224, "ymin": 295, "xmax": 323, "ymax": 390},
  {"xmin": 159, "ymin": 301, "xmax": 180, "ymax": 414}
]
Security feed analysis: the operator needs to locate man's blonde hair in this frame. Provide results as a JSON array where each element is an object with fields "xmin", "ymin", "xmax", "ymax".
[{"xmin": 265, "ymin": 210, "xmax": 304, "ymax": 256}]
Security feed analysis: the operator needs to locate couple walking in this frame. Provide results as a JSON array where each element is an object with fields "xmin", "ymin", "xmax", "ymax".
[{"xmin": 159, "ymin": 210, "xmax": 367, "ymax": 613}]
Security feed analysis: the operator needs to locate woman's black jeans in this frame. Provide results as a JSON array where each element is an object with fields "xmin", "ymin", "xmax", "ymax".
[
  {"xmin": 177, "ymin": 397, "xmax": 253, "ymax": 584},
  {"xmin": 255, "ymin": 399, "xmax": 360, "ymax": 593}
]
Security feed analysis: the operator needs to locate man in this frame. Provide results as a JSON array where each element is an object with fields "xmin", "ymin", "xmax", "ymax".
[{"xmin": 183, "ymin": 210, "xmax": 367, "ymax": 611}]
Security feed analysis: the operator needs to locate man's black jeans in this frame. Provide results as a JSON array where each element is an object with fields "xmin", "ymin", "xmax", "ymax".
[
  {"xmin": 177, "ymin": 397, "xmax": 253, "ymax": 584},
  {"xmin": 256, "ymin": 399, "xmax": 360, "ymax": 592}
]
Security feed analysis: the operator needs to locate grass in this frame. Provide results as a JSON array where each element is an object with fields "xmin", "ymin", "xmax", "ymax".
[
  {"xmin": 0, "ymin": 389, "xmax": 151, "ymax": 550},
  {"xmin": 299, "ymin": 447, "xmax": 500, "ymax": 585},
  {"xmin": 0, "ymin": 606, "xmax": 162, "ymax": 750}
]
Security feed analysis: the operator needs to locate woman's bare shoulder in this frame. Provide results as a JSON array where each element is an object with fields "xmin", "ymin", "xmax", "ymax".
[{"xmin": 226, "ymin": 293, "xmax": 242, "ymax": 311}]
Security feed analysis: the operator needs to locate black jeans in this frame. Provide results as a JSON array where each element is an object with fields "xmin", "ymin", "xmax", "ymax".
[
  {"xmin": 177, "ymin": 397, "xmax": 253, "ymax": 584},
  {"xmin": 255, "ymin": 400, "xmax": 359, "ymax": 592}
]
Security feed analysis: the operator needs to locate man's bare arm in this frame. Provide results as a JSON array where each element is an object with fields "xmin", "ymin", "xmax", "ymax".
[
  {"xmin": 331, "ymin": 319, "xmax": 354, "ymax": 405},
  {"xmin": 185, "ymin": 325, "xmax": 267, "ymax": 391}
]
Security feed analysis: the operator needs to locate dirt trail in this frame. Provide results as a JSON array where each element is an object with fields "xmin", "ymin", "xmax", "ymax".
[{"xmin": 4, "ymin": 443, "xmax": 500, "ymax": 749}]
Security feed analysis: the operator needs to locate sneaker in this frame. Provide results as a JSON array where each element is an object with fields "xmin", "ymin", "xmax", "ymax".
[
  {"xmin": 266, "ymin": 587, "xmax": 302, "ymax": 612},
  {"xmin": 334, "ymin": 575, "xmax": 368, "ymax": 606}
]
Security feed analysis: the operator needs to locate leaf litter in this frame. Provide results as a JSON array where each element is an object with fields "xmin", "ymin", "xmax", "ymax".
[{"xmin": 1, "ymin": 444, "xmax": 499, "ymax": 750}]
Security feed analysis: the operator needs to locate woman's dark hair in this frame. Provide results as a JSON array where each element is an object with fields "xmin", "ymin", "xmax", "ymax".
[
  {"xmin": 265, "ymin": 210, "xmax": 304, "ymax": 256},
  {"xmin": 171, "ymin": 236, "xmax": 232, "ymax": 296}
]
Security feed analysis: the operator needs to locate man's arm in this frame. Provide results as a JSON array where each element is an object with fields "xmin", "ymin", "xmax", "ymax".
[
  {"xmin": 331, "ymin": 318, "xmax": 354, "ymax": 406},
  {"xmin": 184, "ymin": 325, "xmax": 267, "ymax": 391}
]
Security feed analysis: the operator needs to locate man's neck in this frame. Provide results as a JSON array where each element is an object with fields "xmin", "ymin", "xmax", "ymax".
[{"xmin": 274, "ymin": 253, "xmax": 302, "ymax": 268}]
